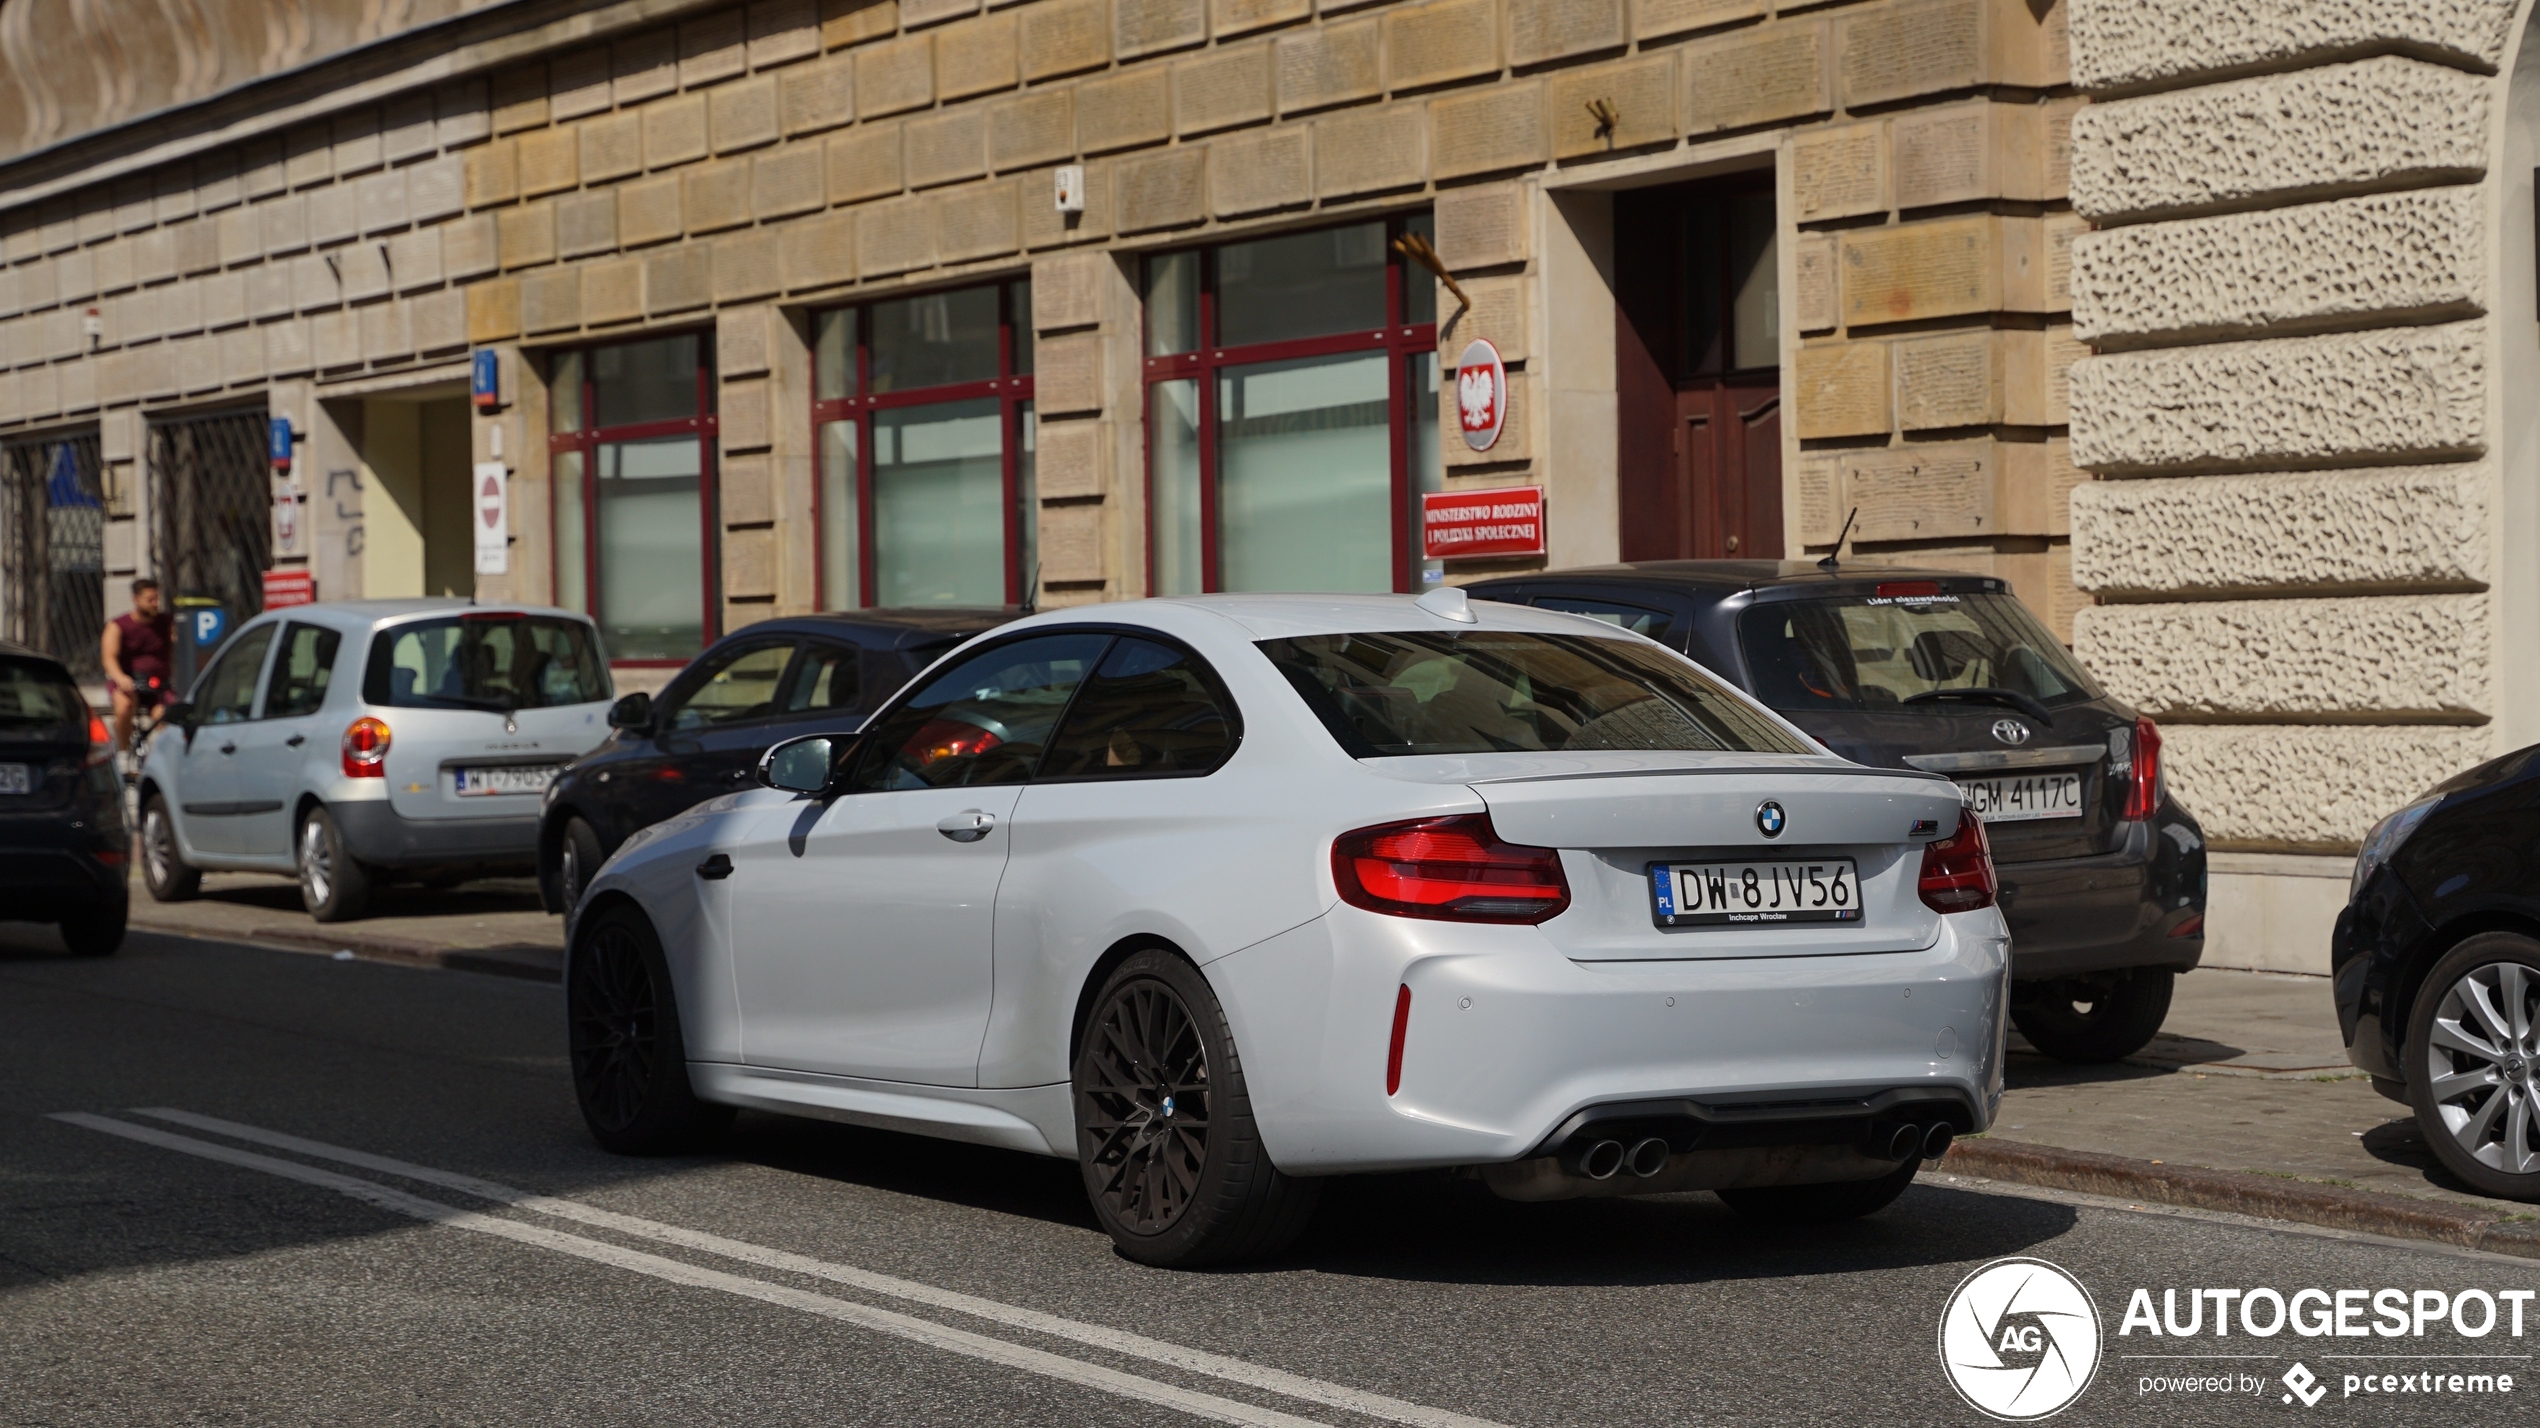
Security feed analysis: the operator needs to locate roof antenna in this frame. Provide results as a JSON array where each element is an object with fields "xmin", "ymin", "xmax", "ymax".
[{"xmin": 1816, "ymin": 507, "xmax": 1859, "ymax": 574}]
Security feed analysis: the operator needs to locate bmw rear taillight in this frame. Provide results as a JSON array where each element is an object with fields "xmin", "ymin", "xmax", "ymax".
[
  {"xmin": 1917, "ymin": 810, "xmax": 1998, "ymax": 914},
  {"xmin": 342, "ymin": 716, "xmax": 392, "ymax": 778},
  {"xmin": 1332, "ymin": 814, "xmax": 1570, "ymax": 923},
  {"xmin": 2120, "ymin": 717, "xmax": 2163, "ymax": 821}
]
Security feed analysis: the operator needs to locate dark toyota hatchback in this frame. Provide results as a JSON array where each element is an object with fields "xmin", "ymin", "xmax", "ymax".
[
  {"xmin": 0, "ymin": 641, "xmax": 127, "ymax": 955},
  {"xmin": 538, "ymin": 607, "xmax": 1013, "ymax": 914},
  {"xmin": 1469, "ymin": 561, "xmax": 2207, "ymax": 1062},
  {"xmin": 2334, "ymin": 745, "xmax": 2540, "ymax": 1200}
]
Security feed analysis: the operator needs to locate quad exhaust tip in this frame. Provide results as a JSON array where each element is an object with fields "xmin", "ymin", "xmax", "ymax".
[
  {"xmin": 1577, "ymin": 1139, "xmax": 1626, "ymax": 1179},
  {"xmin": 1921, "ymin": 1123, "xmax": 1954, "ymax": 1161},
  {"xmin": 1887, "ymin": 1123, "xmax": 1923, "ymax": 1161},
  {"xmin": 1625, "ymin": 1137, "xmax": 1671, "ymax": 1178}
]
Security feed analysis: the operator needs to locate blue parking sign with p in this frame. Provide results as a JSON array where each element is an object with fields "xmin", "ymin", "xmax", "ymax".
[{"xmin": 192, "ymin": 608, "xmax": 225, "ymax": 647}]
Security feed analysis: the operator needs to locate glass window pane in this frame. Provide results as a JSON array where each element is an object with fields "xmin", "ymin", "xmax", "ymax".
[
  {"xmin": 1016, "ymin": 401, "xmax": 1037, "ymax": 603},
  {"xmin": 873, "ymin": 396, "xmax": 1006, "ymax": 606},
  {"xmin": 668, "ymin": 641, "xmax": 796, "ymax": 729},
  {"xmin": 592, "ymin": 335, "xmax": 702, "ymax": 427},
  {"xmin": 849, "ymin": 632, "xmax": 1114, "ymax": 790},
  {"xmin": 1145, "ymin": 251, "xmax": 1200, "ymax": 357},
  {"xmin": 1040, "ymin": 637, "xmax": 1236, "ymax": 779},
  {"xmin": 1217, "ymin": 223, "xmax": 1388, "ymax": 347},
  {"xmin": 550, "ymin": 351, "xmax": 585, "ymax": 432},
  {"xmin": 1399, "ymin": 212, "xmax": 1437, "ymax": 327},
  {"xmin": 362, "ymin": 616, "xmax": 610, "ymax": 709},
  {"xmin": 778, "ymin": 642, "xmax": 861, "ymax": 715},
  {"xmin": 1009, "ymin": 280, "xmax": 1034, "ymax": 374},
  {"xmin": 870, "ymin": 286, "xmax": 1000, "ymax": 392},
  {"xmin": 552, "ymin": 449, "xmax": 587, "ymax": 614},
  {"xmin": 1217, "ymin": 352, "xmax": 1391, "ymax": 593},
  {"xmin": 596, "ymin": 435, "xmax": 703, "ymax": 659},
  {"xmin": 1149, "ymin": 379, "xmax": 1203, "ymax": 596},
  {"xmin": 263, "ymin": 623, "xmax": 341, "ymax": 718},
  {"xmin": 197, "ymin": 624, "xmax": 275, "ymax": 723},
  {"xmin": 1408, "ymin": 351, "xmax": 1441, "ymax": 587},
  {"xmin": 1729, "ymin": 191, "xmax": 1779, "ymax": 371},
  {"xmin": 818, "ymin": 419, "xmax": 860, "ymax": 610},
  {"xmin": 816, "ymin": 309, "xmax": 857, "ymax": 401}
]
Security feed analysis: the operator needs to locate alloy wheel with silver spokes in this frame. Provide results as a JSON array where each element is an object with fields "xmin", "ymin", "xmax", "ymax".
[
  {"xmin": 2422, "ymin": 960, "xmax": 2540, "ymax": 1175},
  {"xmin": 299, "ymin": 817, "xmax": 334, "ymax": 907},
  {"xmin": 138, "ymin": 794, "xmax": 199, "ymax": 901}
]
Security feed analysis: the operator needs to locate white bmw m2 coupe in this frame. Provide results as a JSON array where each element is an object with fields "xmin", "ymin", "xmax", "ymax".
[{"xmin": 567, "ymin": 589, "xmax": 2010, "ymax": 1266}]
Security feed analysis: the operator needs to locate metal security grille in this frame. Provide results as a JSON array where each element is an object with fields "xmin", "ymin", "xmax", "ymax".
[
  {"xmin": 148, "ymin": 409, "xmax": 271, "ymax": 632},
  {"xmin": 0, "ymin": 431, "xmax": 107, "ymax": 681}
]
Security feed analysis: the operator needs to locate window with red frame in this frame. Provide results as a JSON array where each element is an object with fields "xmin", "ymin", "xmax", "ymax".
[
  {"xmin": 1142, "ymin": 214, "xmax": 1439, "ymax": 596},
  {"xmin": 812, "ymin": 279, "xmax": 1036, "ymax": 609},
  {"xmin": 548, "ymin": 334, "xmax": 719, "ymax": 664}
]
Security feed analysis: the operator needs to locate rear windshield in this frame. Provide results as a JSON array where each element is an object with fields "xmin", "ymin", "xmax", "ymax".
[
  {"xmin": 0, "ymin": 658, "xmax": 86, "ymax": 733},
  {"xmin": 1737, "ymin": 591, "xmax": 2100, "ymax": 713},
  {"xmin": 1259, "ymin": 631, "xmax": 1810, "ymax": 758},
  {"xmin": 362, "ymin": 616, "xmax": 611, "ymax": 711}
]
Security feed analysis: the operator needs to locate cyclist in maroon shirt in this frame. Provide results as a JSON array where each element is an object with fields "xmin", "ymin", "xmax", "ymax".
[{"xmin": 102, "ymin": 577, "xmax": 174, "ymax": 754}]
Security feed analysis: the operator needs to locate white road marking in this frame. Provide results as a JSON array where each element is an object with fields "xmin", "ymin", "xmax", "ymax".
[
  {"xmin": 119, "ymin": 1108, "xmax": 1511, "ymax": 1428},
  {"xmin": 54, "ymin": 1113, "xmax": 1328, "ymax": 1428}
]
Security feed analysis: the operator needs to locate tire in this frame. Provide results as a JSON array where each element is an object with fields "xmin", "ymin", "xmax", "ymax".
[
  {"xmin": 557, "ymin": 817, "xmax": 605, "ymax": 917},
  {"xmin": 296, "ymin": 806, "xmax": 374, "ymax": 923},
  {"xmin": 1716, "ymin": 1157, "xmax": 1920, "ymax": 1224},
  {"xmin": 2406, "ymin": 933, "xmax": 2540, "ymax": 1200},
  {"xmin": 59, "ymin": 904, "xmax": 127, "ymax": 957},
  {"xmin": 139, "ymin": 793, "xmax": 200, "ymax": 902},
  {"xmin": 568, "ymin": 903, "xmax": 732, "ymax": 1154},
  {"xmin": 1073, "ymin": 949, "xmax": 1320, "ymax": 1268},
  {"xmin": 2012, "ymin": 968, "xmax": 2176, "ymax": 1064}
]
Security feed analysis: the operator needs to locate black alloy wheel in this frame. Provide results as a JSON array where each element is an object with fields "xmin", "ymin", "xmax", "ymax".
[
  {"xmin": 2012, "ymin": 968, "xmax": 2176, "ymax": 1064},
  {"xmin": 1073, "ymin": 950, "xmax": 1318, "ymax": 1267},
  {"xmin": 567, "ymin": 905, "xmax": 730, "ymax": 1154}
]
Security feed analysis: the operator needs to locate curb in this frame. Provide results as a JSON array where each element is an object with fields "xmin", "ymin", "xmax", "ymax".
[
  {"xmin": 1945, "ymin": 1137, "xmax": 2540, "ymax": 1260},
  {"xmin": 128, "ymin": 910, "xmax": 562, "ymax": 982}
]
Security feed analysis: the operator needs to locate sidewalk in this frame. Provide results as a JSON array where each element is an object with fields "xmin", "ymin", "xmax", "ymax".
[{"xmin": 124, "ymin": 869, "xmax": 564, "ymax": 979}]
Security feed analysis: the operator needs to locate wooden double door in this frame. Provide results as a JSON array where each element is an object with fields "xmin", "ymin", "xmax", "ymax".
[{"xmin": 1614, "ymin": 175, "xmax": 1783, "ymax": 562}]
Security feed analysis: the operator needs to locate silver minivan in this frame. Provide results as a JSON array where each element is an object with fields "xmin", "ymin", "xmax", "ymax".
[{"xmin": 136, "ymin": 600, "xmax": 614, "ymax": 921}]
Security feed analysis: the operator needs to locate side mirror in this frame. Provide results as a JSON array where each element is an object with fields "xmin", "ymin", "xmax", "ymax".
[
  {"xmin": 163, "ymin": 701, "xmax": 196, "ymax": 730},
  {"xmin": 759, "ymin": 733, "xmax": 841, "ymax": 795},
  {"xmin": 607, "ymin": 691, "xmax": 653, "ymax": 731}
]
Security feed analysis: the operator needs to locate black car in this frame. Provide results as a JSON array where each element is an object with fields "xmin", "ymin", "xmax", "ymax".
[
  {"xmin": 2335, "ymin": 744, "xmax": 2540, "ymax": 1199},
  {"xmin": 1466, "ymin": 560, "xmax": 2206, "ymax": 1062},
  {"xmin": 0, "ymin": 641, "xmax": 128, "ymax": 955},
  {"xmin": 538, "ymin": 608, "xmax": 1013, "ymax": 914}
]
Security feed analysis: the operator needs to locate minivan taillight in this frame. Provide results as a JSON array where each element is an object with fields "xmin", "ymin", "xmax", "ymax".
[
  {"xmin": 342, "ymin": 716, "xmax": 392, "ymax": 777},
  {"xmin": 1332, "ymin": 814, "xmax": 1570, "ymax": 923},
  {"xmin": 86, "ymin": 713, "xmax": 113, "ymax": 767},
  {"xmin": 1918, "ymin": 810, "xmax": 1998, "ymax": 914},
  {"xmin": 2121, "ymin": 716, "xmax": 2163, "ymax": 821}
]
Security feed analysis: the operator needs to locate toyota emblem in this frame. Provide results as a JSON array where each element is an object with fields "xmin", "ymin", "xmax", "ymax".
[
  {"xmin": 1756, "ymin": 800, "xmax": 1786, "ymax": 838},
  {"xmin": 1990, "ymin": 718, "xmax": 2031, "ymax": 746}
]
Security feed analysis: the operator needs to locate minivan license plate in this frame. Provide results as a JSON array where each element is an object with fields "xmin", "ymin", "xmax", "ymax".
[
  {"xmin": 1957, "ymin": 770, "xmax": 2084, "ymax": 821},
  {"xmin": 0, "ymin": 763, "xmax": 27, "ymax": 795},
  {"xmin": 1650, "ymin": 858, "xmax": 1861, "ymax": 928},
  {"xmin": 454, "ymin": 765, "xmax": 557, "ymax": 797}
]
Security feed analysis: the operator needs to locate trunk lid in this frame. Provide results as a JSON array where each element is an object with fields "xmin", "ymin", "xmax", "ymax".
[
  {"xmin": 381, "ymin": 700, "xmax": 612, "ymax": 821},
  {"xmin": 1787, "ymin": 703, "xmax": 2128, "ymax": 863}
]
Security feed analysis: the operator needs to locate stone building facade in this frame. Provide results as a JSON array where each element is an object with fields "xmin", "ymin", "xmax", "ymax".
[{"xmin": 0, "ymin": 0, "xmax": 2522, "ymax": 969}]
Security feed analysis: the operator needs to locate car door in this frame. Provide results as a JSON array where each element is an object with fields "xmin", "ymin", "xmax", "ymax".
[
  {"xmin": 617, "ymin": 638, "xmax": 800, "ymax": 839},
  {"xmin": 229, "ymin": 621, "xmax": 344, "ymax": 858},
  {"xmin": 173, "ymin": 623, "xmax": 278, "ymax": 856},
  {"xmin": 726, "ymin": 631, "xmax": 1112, "ymax": 1084}
]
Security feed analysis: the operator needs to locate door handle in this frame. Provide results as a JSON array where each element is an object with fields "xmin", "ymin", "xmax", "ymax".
[
  {"xmin": 936, "ymin": 810, "xmax": 995, "ymax": 843},
  {"xmin": 218, "ymin": 742, "xmax": 237, "ymax": 755},
  {"xmin": 696, "ymin": 853, "xmax": 734, "ymax": 880},
  {"xmin": 285, "ymin": 733, "xmax": 306, "ymax": 747}
]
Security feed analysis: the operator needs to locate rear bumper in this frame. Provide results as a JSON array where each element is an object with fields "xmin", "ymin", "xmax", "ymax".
[
  {"xmin": 1996, "ymin": 812, "xmax": 2206, "ymax": 982},
  {"xmin": 0, "ymin": 845, "xmax": 128, "ymax": 919},
  {"xmin": 330, "ymin": 800, "xmax": 540, "ymax": 871},
  {"xmin": 1205, "ymin": 901, "xmax": 2010, "ymax": 1176}
]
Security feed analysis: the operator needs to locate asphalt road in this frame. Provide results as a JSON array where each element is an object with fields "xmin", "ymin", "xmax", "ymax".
[{"xmin": 5, "ymin": 924, "xmax": 2536, "ymax": 1427}]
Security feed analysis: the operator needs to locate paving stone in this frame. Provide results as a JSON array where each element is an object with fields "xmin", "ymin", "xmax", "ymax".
[
  {"xmin": 1278, "ymin": 20, "xmax": 1382, "ymax": 114},
  {"xmin": 581, "ymin": 112, "xmax": 645, "ymax": 184},
  {"xmin": 1683, "ymin": 18, "xmax": 1830, "ymax": 134},
  {"xmin": 857, "ymin": 196, "xmax": 938, "ymax": 274},
  {"xmin": 1432, "ymin": 80, "xmax": 1544, "ymax": 179},
  {"xmin": 645, "ymin": 94, "xmax": 710, "ymax": 170},
  {"xmin": 680, "ymin": 9, "xmax": 749, "ymax": 88},
  {"xmin": 1078, "ymin": 68, "xmax": 1172, "ymax": 154},
  {"xmin": 498, "ymin": 203, "xmax": 558, "ymax": 269},
  {"xmin": 907, "ymin": 110, "xmax": 991, "ymax": 188},
  {"xmin": 992, "ymin": 89, "xmax": 1076, "ymax": 170},
  {"xmin": 780, "ymin": 211, "xmax": 858, "ymax": 289},
  {"xmin": 827, "ymin": 124, "xmax": 905, "ymax": 202},
  {"xmin": 1115, "ymin": 147, "xmax": 1206, "ymax": 233},
  {"xmin": 1208, "ymin": 127, "xmax": 1311, "ymax": 215},
  {"xmin": 1021, "ymin": 0, "xmax": 1112, "ymax": 81},
  {"xmin": 619, "ymin": 175, "xmax": 686, "ymax": 248},
  {"xmin": 858, "ymin": 35, "xmax": 937, "ymax": 118},
  {"xmin": 684, "ymin": 161, "xmax": 754, "ymax": 234},
  {"xmin": 645, "ymin": 246, "xmax": 712, "ymax": 313},
  {"xmin": 1548, "ymin": 52, "xmax": 1675, "ymax": 158},
  {"xmin": 782, "ymin": 56, "xmax": 858, "ymax": 136},
  {"xmin": 1174, "ymin": 44, "xmax": 1273, "ymax": 137},
  {"xmin": 938, "ymin": 13, "xmax": 1021, "ymax": 100},
  {"xmin": 1313, "ymin": 104, "xmax": 1425, "ymax": 198},
  {"xmin": 712, "ymin": 76, "xmax": 784, "ymax": 153}
]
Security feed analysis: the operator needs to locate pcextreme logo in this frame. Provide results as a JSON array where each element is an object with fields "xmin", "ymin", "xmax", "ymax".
[{"xmin": 1939, "ymin": 1257, "xmax": 2104, "ymax": 1420}]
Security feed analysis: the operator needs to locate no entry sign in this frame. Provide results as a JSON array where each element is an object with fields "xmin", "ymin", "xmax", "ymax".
[
  {"xmin": 1454, "ymin": 338, "xmax": 1505, "ymax": 453},
  {"xmin": 1422, "ymin": 485, "xmax": 1545, "ymax": 560}
]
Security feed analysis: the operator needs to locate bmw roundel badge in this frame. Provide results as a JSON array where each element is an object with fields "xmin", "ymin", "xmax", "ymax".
[{"xmin": 1756, "ymin": 800, "xmax": 1787, "ymax": 838}]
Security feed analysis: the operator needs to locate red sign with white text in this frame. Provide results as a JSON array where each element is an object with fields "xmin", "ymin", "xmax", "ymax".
[
  {"xmin": 1423, "ymin": 486, "xmax": 1545, "ymax": 560},
  {"xmin": 262, "ymin": 569, "xmax": 315, "ymax": 609}
]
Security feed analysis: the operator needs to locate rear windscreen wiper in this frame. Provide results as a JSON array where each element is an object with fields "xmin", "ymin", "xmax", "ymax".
[{"xmin": 1902, "ymin": 687, "xmax": 2056, "ymax": 725}]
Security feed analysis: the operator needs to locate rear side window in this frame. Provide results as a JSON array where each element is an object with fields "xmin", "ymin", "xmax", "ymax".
[
  {"xmin": 1737, "ymin": 592, "xmax": 2100, "ymax": 713},
  {"xmin": 1260, "ymin": 630, "xmax": 1808, "ymax": 758},
  {"xmin": 362, "ymin": 615, "xmax": 610, "ymax": 711},
  {"xmin": 664, "ymin": 641, "xmax": 796, "ymax": 731},
  {"xmin": 263, "ymin": 623, "xmax": 342, "ymax": 719},
  {"xmin": 776, "ymin": 642, "xmax": 860, "ymax": 717},
  {"xmin": 848, "ymin": 633, "xmax": 1111, "ymax": 790},
  {"xmin": 0, "ymin": 659, "xmax": 86, "ymax": 734},
  {"xmin": 1039, "ymin": 638, "xmax": 1237, "ymax": 779}
]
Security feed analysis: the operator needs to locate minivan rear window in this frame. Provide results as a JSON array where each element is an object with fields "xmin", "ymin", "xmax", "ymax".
[
  {"xmin": 1737, "ymin": 591, "xmax": 2099, "ymax": 714},
  {"xmin": 1259, "ymin": 631, "xmax": 1809, "ymax": 758},
  {"xmin": 0, "ymin": 658, "xmax": 86, "ymax": 733},
  {"xmin": 362, "ymin": 615, "xmax": 611, "ymax": 711}
]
